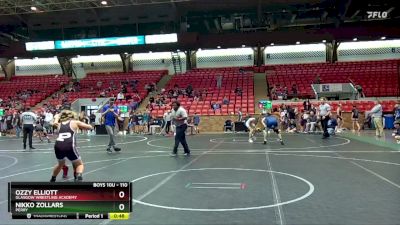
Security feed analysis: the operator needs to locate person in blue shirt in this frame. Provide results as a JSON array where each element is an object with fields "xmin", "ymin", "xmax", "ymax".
[
  {"xmin": 101, "ymin": 100, "xmax": 121, "ymax": 153},
  {"xmin": 261, "ymin": 112, "xmax": 284, "ymax": 145},
  {"xmin": 327, "ymin": 116, "xmax": 338, "ymax": 135}
]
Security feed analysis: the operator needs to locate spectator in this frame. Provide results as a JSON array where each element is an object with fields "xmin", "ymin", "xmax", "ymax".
[
  {"xmin": 369, "ymin": 100, "xmax": 383, "ymax": 138},
  {"xmin": 303, "ymin": 99, "xmax": 312, "ymax": 111},
  {"xmin": 355, "ymin": 84, "xmax": 365, "ymax": 99},
  {"xmin": 193, "ymin": 113, "xmax": 200, "ymax": 134},
  {"xmin": 336, "ymin": 104, "xmax": 343, "ymax": 132},
  {"xmin": 186, "ymin": 84, "xmax": 193, "ymax": 97},
  {"xmin": 117, "ymin": 91, "xmax": 125, "ymax": 101},
  {"xmin": 270, "ymin": 85, "xmax": 277, "ymax": 100},
  {"xmin": 287, "ymin": 119, "xmax": 297, "ymax": 133},
  {"xmin": 222, "ymin": 96, "xmax": 229, "ymax": 105},
  {"xmin": 300, "ymin": 110, "xmax": 309, "ymax": 132},
  {"xmin": 282, "ymin": 87, "xmax": 288, "ymax": 100},
  {"xmin": 393, "ymin": 120, "xmax": 400, "ymax": 144},
  {"xmin": 163, "ymin": 110, "xmax": 172, "ymax": 135},
  {"xmin": 305, "ymin": 111, "xmax": 318, "ymax": 133},
  {"xmin": 13, "ymin": 111, "xmax": 21, "ymax": 138},
  {"xmin": 211, "ymin": 102, "xmax": 221, "ymax": 111},
  {"xmin": 44, "ymin": 110, "xmax": 54, "ymax": 134},
  {"xmin": 234, "ymin": 87, "xmax": 242, "ymax": 96},
  {"xmin": 351, "ymin": 105, "xmax": 361, "ymax": 132},
  {"xmin": 291, "ymin": 84, "xmax": 298, "ymax": 98},
  {"xmin": 5, "ymin": 111, "xmax": 14, "ymax": 135},
  {"xmin": 237, "ymin": 108, "xmax": 243, "ymax": 122},
  {"xmin": 216, "ymin": 75, "xmax": 222, "ymax": 89},
  {"xmin": 394, "ymin": 104, "xmax": 400, "ymax": 121},
  {"xmin": 314, "ymin": 74, "xmax": 321, "ymax": 84},
  {"xmin": 89, "ymin": 113, "xmax": 96, "ymax": 134}
]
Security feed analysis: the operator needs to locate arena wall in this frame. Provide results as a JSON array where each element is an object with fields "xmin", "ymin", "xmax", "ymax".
[
  {"xmin": 131, "ymin": 52, "xmax": 186, "ymax": 75},
  {"xmin": 264, "ymin": 44, "xmax": 326, "ymax": 65},
  {"xmin": 337, "ymin": 40, "xmax": 400, "ymax": 61},
  {"xmin": 196, "ymin": 48, "xmax": 254, "ymax": 68},
  {"xmin": 14, "ymin": 57, "xmax": 62, "ymax": 76}
]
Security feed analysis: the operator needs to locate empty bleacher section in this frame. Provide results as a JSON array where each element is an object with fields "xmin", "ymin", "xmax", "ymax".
[
  {"xmin": 47, "ymin": 70, "xmax": 167, "ymax": 107},
  {"xmin": 0, "ymin": 75, "xmax": 69, "ymax": 108},
  {"xmin": 150, "ymin": 67, "xmax": 255, "ymax": 117},
  {"xmin": 267, "ymin": 60, "xmax": 400, "ymax": 98}
]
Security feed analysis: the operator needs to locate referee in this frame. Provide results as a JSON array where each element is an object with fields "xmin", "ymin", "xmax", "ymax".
[
  {"xmin": 21, "ymin": 107, "xmax": 37, "ymax": 150},
  {"xmin": 170, "ymin": 101, "xmax": 190, "ymax": 156}
]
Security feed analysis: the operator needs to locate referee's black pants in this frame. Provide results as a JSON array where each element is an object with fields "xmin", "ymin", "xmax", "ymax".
[
  {"xmin": 321, "ymin": 115, "xmax": 330, "ymax": 138},
  {"xmin": 23, "ymin": 124, "xmax": 34, "ymax": 148},
  {"xmin": 165, "ymin": 121, "xmax": 171, "ymax": 133},
  {"xmin": 173, "ymin": 124, "xmax": 190, "ymax": 154}
]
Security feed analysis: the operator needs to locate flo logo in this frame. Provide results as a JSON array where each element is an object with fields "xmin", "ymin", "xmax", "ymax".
[{"xmin": 367, "ymin": 11, "xmax": 388, "ymax": 19}]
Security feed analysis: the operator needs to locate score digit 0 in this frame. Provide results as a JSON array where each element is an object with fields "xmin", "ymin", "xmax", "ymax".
[
  {"xmin": 119, "ymin": 203, "xmax": 125, "ymax": 211},
  {"xmin": 119, "ymin": 191, "xmax": 125, "ymax": 199}
]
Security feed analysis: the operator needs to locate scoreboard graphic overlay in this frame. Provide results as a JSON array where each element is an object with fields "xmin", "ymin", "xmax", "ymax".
[{"xmin": 8, "ymin": 182, "xmax": 131, "ymax": 220}]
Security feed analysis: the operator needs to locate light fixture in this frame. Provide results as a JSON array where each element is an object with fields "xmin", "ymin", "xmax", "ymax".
[
  {"xmin": 296, "ymin": 41, "xmax": 300, "ymax": 44},
  {"xmin": 322, "ymin": 40, "xmax": 326, "ymax": 43},
  {"xmin": 242, "ymin": 45, "xmax": 246, "ymax": 47},
  {"xmin": 270, "ymin": 43, "xmax": 274, "ymax": 46},
  {"xmin": 177, "ymin": 49, "xmax": 180, "ymax": 52},
  {"xmin": 77, "ymin": 55, "xmax": 80, "ymax": 57},
  {"xmin": 30, "ymin": 6, "xmax": 37, "ymax": 11},
  {"xmin": 13, "ymin": 56, "xmax": 18, "ymax": 59},
  {"xmin": 381, "ymin": 36, "xmax": 386, "ymax": 40},
  {"xmin": 217, "ymin": 46, "xmax": 221, "ymax": 49},
  {"xmin": 353, "ymin": 38, "xmax": 358, "ymax": 41},
  {"xmin": 198, "ymin": 48, "xmax": 202, "ymax": 51},
  {"xmin": 101, "ymin": 1, "xmax": 108, "ymax": 5},
  {"xmin": 34, "ymin": 57, "xmax": 38, "ymax": 59},
  {"xmin": 149, "ymin": 51, "xmax": 152, "ymax": 53},
  {"xmin": 100, "ymin": 54, "xmax": 104, "ymax": 56},
  {"xmin": 124, "ymin": 52, "xmax": 128, "ymax": 54}
]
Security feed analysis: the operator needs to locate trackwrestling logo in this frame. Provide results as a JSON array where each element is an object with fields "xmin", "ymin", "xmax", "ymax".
[{"xmin": 367, "ymin": 11, "xmax": 388, "ymax": 19}]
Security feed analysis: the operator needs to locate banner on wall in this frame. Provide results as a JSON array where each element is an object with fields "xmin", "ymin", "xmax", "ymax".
[{"xmin": 319, "ymin": 84, "xmax": 343, "ymax": 92}]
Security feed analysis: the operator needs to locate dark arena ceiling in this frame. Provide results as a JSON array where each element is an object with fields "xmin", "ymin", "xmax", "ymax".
[{"xmin": 0, "ymin": 0, "xmax": 398, "ymax": 56}]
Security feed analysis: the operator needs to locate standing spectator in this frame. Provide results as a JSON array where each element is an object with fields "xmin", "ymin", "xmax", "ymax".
[
  {"xmin": 369, "ymin": 100, "xmax": 383, "ymax": 138},
  {"xmin": 237, "ymin": 108, "xmax": 243, "ymax": 122},
  {"xmin": 355, "ymin": 85, "xmax": 365, "ymax": 99},
  {"xmin": 170, "ymin": 101, "xmax": 190, "ymax": 156},
  {"xmin": 44, "ymin": 110, "xmax": 54, "ymax": 134},
  {"xmin": 216, "ymin": 75, "xmax": 222, "ymax": 89},
  {"xmin": 393, "ymin": 120, "xmax": 400, "ymax": 144},
  {"xmin": 318, "ymin": 98, "xmax": 331, "ymax": 139},
  {"xmin": 101, "ymin": 100, "xmax": 122, "ymax": 153},
  {"xmin": 117, "ymin": 91, "xmax": 125, "ymax": 101},
  {"xmin": 291, "ymin": 84, "xmax": 298, "ymax": 98},
  {"xmin": 314, "ymin": 74, "xmax": 321, "ymax": 84},
  {"xmin": 5, "ymin": 111, "xmax": 14, "ymax": 135},
  {"xmin": 13, "ymin": 111, "xmax": 21, "ymax": 138},
  {"xmin": 193, "ymin": 112, "xmax": 200, "ymax": 134},
  {"xmin": 163, "ymin": 110, "xmax": 172, "ymax": 135},
  {"xmin": 89, "ymin": 113, "xmax": 96, "ymax": 134},
  {"xmin": 303, "ymin": 99, "xmax": 311, "ymax": 111},
  {"xmin": 21, "ymin": 107, "xmax": 37, "ymax": 150},
  {"xmin": 394, "ymin": 104, "xmax": 400, "ymax": 121},
  {"xmin": 351, "ymin": 105, "xmax": 361, "ymax": 132},
  {"xmin": 79, "ymin": 111, "xmax": 89, "ymax": 135},
  {"xmin": 270, "ymin": 85, "xmax": 277, "ymax": 100},
  {"xmin": 336, "ymin": 104, "xmax": 343, "ymax": 132}
]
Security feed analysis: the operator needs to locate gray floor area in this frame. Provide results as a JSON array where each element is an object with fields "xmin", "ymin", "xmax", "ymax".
[{"xmin": 0, "ymin": 132, "xmax": 399, "ymax": 225}]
